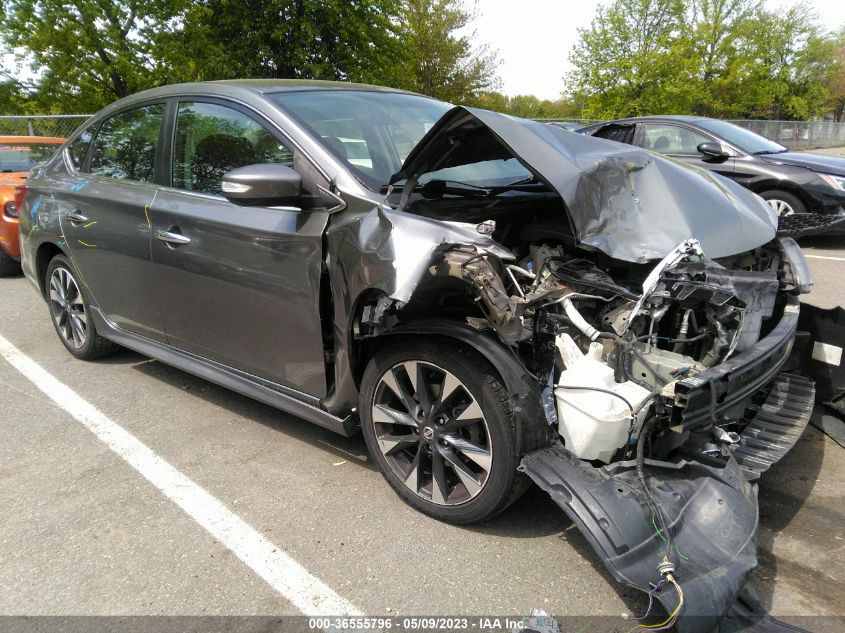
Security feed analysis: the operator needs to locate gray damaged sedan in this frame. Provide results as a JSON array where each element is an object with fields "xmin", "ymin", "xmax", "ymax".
[{"xmin": 18, "ymin": 80, "xmax": 815, "ymax": 631}]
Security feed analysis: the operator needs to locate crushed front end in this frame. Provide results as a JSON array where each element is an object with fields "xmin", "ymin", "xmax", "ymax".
[
  {"xmin": 344, "ymin": 107, "xmax": 816, "ymax": 632},
  {"xmin": 444, "ymin": 233, "xmax": 813, "ymax": 632}
]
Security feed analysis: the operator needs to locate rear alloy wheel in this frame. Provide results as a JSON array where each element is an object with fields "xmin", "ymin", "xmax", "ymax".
[
  {"xmin": 760, "ymin": 190, "xmax": 806, "ymax": 218},
  {"xmin": 360, "ymin": 340, "xmax": 525, "ymax": 524},
  {"xmin": 45, "ymin": 255, "xmax": 118, "ymax": 360}
]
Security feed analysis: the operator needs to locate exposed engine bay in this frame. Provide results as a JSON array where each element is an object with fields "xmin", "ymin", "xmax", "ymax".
[{"xmin": 372, "ymin": 230, "xmax": 799, "ymax": 470}]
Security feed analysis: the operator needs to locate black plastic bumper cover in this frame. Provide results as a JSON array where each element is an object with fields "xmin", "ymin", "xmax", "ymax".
[
  {"xmin": 520, "ymin": 366, "xmax": 818, "ymax": 633},
  {"xmin": 520, "ymin": 446, "xmax": 758, "ymax": 633}
]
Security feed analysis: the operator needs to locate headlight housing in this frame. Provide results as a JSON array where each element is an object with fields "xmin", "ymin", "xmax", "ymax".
[
  {"xmin": 779, "ymin": 237, "xmax": 813, "ymax": 294},
  {"xmin": 3, "ymin": 201, "xmax": 17, "ymax": 218},
  {"xmin": 819, "ymin": 173, "xmax": 845, "ymax": 191}
]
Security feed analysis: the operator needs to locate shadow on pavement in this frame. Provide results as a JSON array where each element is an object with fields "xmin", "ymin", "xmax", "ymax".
[
  {"xmin": 753, "ymin": 423, "xmax": 838, "ymax": 613},
  {"xmin": 104, "ymin": 346, "xmax": 838, "ymax": 623}
]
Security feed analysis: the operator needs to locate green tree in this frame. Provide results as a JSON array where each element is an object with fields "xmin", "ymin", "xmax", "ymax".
[
  {"xmin": 566, "ymin": 0, "xmax": 692, "ymax": 118},
  {"xmin": 0, "ymin": 0, "xmax": 188, "ymax": 111},
  {"xmin": 567, "ymin": 0, "xmax": 840, "ymax": 121},
  {"xmin": 683, "ymin": 0, "xmax": 760, "ymax": 115},
  {"xmin": 169, "ymin": 0, "xmax": 406, "ymax": 87},
  {"xmin": 735, "ymin": 5, "xmax": 832, "ymax": 119},
  {"xmin": 827, "ymin": 27, "xmax": 845, "ymax": 121},
  {"xmin": 393, "ymin": 0, "xmax": 499, "ymax": 103}
]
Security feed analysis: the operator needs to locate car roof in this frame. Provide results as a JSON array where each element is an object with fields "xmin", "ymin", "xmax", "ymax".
[
  {"xmin": 590, "ymin": 115, "xmax": 711, "ymax": 125},
  {"xmin": 0, "ymin": 136, "xmax": 65, "ymax": 144},
  {"xmin": 123, "ymin": 79, "xmax": 418, "ymax": 102},
  {"xmin": 89, "ymin": 80, "xmax": 429, "ymax": 124},
  {"xmin": 207, "ymin": 78, "xmax": 415, "ymax": 94}
]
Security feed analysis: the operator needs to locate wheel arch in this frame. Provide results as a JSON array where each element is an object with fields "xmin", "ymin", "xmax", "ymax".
[
  {"xmin": 34, "ymin": 241, "xmax": 64, "ymax": 299},
  {"xmin": 746, "ymin": 180, "xmax": 817, "ymax": 213},
  {"xmin": 358, "ymin": 319, "xmax": 553, "ymax": 457}
]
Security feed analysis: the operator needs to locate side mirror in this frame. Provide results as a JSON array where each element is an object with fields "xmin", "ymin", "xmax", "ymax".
[
  {"xmin": 221, "ymin": 163, "xmax": 302, "ymax": 206},
  {"xmin": 697, "ymin": 142, "xmax": 730, "ymax": 161}
]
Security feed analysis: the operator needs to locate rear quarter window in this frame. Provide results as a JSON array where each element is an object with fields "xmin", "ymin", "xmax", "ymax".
[{"xmin": 67, "ymin": 128, "xmax": 94, "ymax": 170}]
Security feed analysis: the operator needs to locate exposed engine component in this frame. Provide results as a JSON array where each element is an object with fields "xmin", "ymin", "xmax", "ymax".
[
  {"xmin": 555, "ymin": 334, "xmax": 651, "ymax": 463},
  {"xmin": 356, "ymin": 231, "xmax": 788, "ymax": 470},
  {"xmin": 404, "ymin": 236, "xmax": 787, "ymax": 465}
]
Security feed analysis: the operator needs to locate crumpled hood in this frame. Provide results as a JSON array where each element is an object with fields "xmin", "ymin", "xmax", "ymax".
[
  {"xmin": 394, "ymin": 107, "xmax": 777, "ymax": 263},
  {"xmin": 760, "ymin": 151, "xmax": 845, "ymax": 176}
]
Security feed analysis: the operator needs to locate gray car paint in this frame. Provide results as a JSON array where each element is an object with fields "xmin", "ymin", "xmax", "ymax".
[
  {"xmin": 396, "ymin": 107, "xmax": 777, "ymax": 264},
  {"xmin": 52, "ymin": 170, "xmax": 166, "ymax": 342},
  {"xmin": 20, "ymin": 82, "xmax": 781, "ymax": 417}
]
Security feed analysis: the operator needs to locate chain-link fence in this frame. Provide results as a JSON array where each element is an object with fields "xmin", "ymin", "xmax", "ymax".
[
  {"xmin": 0, "ymin": 114, "xmax": 91, "ymax": 139},
  {"xmin": 727, "ymin": 119, "xmax": 845, "ymax": 150},
  {"xmin": 3, "ymin": 113, "xmax": 845, "ymax": 151},
  {"xmin": 539, "ymin": 117, "xmax": 845, "ymax": 150}
]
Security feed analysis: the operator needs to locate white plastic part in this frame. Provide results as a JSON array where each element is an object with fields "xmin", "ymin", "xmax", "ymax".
[
  {"xmin": 562, "ymin": 296, "xmax": 601, "ymax": 341},
  {"xmin": 554, "ymin": 334, "xmax": 652, "ymax": 463}
]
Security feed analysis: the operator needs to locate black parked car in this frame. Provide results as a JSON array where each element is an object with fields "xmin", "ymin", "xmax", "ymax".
[
  {"xmin": 18, "ymin": 81, "xmax": 815, "ymax": 630},
  {"xmin": 579, "ymin": 115, "xmax": 845, "ymax": 232}
]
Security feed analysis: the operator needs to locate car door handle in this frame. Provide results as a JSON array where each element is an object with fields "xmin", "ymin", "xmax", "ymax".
[
  {"xmin": 66, "ymin": 210, "xmax": 89, "ymax": 225},
  {"xmin": 155, "ymin": 229, "xmax": 192, "ymax": 246}
]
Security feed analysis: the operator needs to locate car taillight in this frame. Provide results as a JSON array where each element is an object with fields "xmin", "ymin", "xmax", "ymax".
[
  {"xmin": 12, "ymin": 184, "xmax": 27, "ymax": 217},
  {"xmin": 3, "ymin": 201, "xmax": 17, "ymax": 218}
]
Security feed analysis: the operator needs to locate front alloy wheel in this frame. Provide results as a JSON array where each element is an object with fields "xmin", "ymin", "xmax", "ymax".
[
  {"xmin": 767, "ymin": 198, "xmax": 795, "ymax": 217},
  {"xmin": 360, "ymin": 339, "xmax": 526, "ymax": 524},
  {"xmin": 371, "ymin": 360, "xmax": 493, "ymax": 505},
  {"xmin": 761, "ymin": 190, "xmax": 806, "ymax": 218}
]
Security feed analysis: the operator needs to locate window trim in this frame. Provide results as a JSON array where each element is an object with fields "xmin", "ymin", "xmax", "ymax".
[
  {"xmin": 83, "ymin": 99, "xmax": 170, "ymax": 185},
  {"xmin": 63, "ymin": 121, "xmax": 99, "ymax": 175}
]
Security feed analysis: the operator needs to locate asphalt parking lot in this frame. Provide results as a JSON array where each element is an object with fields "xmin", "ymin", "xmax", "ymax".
[{"xmin": 1, "ymin": 237, "xmax": 844, "ymax": 631}]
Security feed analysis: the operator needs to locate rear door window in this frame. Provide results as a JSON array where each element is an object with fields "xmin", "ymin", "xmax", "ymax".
[
  {"xmin": 89, "ymin": 104, "xmax": 165, "ymax": 183},
  {"xmin": 172, "ymin": 101, "xmax": 294, "ymax": 196}
]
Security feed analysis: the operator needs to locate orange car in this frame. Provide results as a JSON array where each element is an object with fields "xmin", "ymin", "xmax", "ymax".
[{"xmin": 0, "ymin": 136, "xmax": 65, "ymax": 275}]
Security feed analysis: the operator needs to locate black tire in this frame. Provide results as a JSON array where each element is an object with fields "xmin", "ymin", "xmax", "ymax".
[
  {"xmin": 360, "ymin": 338, "xmax": 527, "ymax": 524},
  {"xmin": 0, "ymin": 248, "xmax": 21, "ymax": 277},
  {"xmin": 759, "ymin": 190, "xmax": 806, "ymax": 217},
  {"xmin": 45, "ymin": 254, "xmax": 119, "ymax": 360}
]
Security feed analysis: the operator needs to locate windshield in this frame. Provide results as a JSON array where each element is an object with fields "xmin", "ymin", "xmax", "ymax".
[
  {"xmin": 0, "ymin": 141, "xmax": 63, "ymax": 172},
  {"xmin": 695, "ymin": 119, "xmax": 787, "ymax": 155},
  {"xmin": 271, "ymin": 90, "xmax": 451, "ymax": 190}
]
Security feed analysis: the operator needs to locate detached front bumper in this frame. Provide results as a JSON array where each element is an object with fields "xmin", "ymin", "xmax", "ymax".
[
  {"xmin": 777, "ymin": 212, "xmax": 845, "ymax": 238},
  {"xmin": 520, "ymin": 297, "xmax": 815, "ymax": 633}
]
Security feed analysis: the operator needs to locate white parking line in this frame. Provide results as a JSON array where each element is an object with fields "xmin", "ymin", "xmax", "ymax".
[
  {"xmin": 805, "ymin": 254, "xmax": 845, "ymax": 262},
  {"xmin": 0, "ymin": 333, "xmax": 361, "ymax": 618}
]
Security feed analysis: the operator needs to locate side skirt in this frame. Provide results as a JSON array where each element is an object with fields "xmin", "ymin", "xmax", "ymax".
[{"xmin": 90, "ymin": 306, "xmax": 357, "ymax": 436}]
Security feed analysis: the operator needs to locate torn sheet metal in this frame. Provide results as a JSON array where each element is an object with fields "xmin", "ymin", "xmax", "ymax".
[
  {"xmin": 395, "ymin": 107, "xmax": 777, "ymax": 263},
  {"xmin": 328, "ymin": 203, "xmax": 512, "ymax": 304},
  {"xmin": 520, "ymin": 444, "xmax": 758, "ymax": 633}
]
